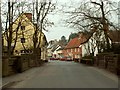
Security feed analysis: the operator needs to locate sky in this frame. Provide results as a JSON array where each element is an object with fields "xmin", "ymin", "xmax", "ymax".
[
  {"xmin": 43, "ymin": 0, "xmax": 80, "ymax": 42},
  {"xmin": 43, "ymin": 11, "xmax": 78, "ymax": 42},
  {"xmin": 43, "ymin": 0, "xmax": 120, "ymax": 42},
  {"xmin": 1, "ymin": 0, "xmax": 120, "ymax": 42},
  {"xmin": 1, "ymin": 0, "xmax": 80, "ymax": 42}
]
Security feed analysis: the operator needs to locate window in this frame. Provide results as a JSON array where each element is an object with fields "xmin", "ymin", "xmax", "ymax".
[
  {"xmin": 15, "ymin": 50, "xmax": 18, "ymax": 53},
  {"xmin": 21, "ymin": 38, "xmax": 25, "ymax": 43},
  {"xmin": 21, "ymin": 26, "xmax": 25, "ymax": 30},
  {"xmin": 71, "ymin": 49, "xmax": 73, "ymax": 52},
  {"xmin": 78, "ymin": 55, "xmax": 80, "ymax": 58},
  {"xmin": 75, "ymin": 48, "xmax": 77, "ymax": 52},
  {"xmin": 67, "ymin": 49, "xmax": 68, "ymax": 53}
]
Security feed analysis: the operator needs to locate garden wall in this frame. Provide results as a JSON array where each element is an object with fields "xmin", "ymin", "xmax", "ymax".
[{"xmin": 94, "ymin": 52, "xmax": 120, "ymax": 75}]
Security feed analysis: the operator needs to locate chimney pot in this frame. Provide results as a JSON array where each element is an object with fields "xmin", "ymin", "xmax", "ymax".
[{"xmin": 24, "ymin": 13, "xmax": 32, "ymax": 22}]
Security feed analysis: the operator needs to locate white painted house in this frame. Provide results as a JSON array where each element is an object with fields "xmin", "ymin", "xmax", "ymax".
[
  {"xmin": 81, "ymin": 30, "xmax": 112, "ymax": 57},
  {"xmin": 52, "ymin": 45, "xmax": 63, "ymax": 58},
  {"xmin": 47, "ymin": 40, "xmax": 58, "ymax": 57}
]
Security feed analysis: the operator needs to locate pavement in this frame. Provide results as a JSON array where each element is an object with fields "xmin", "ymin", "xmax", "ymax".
[{"xmin": 2, "ymin": 60, "xmax": 119, "ymax": 88}]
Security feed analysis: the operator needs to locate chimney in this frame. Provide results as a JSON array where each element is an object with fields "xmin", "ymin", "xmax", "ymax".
[{"xmin": 24, "ymin": 13, "xmax": 32, "ymax": 22}]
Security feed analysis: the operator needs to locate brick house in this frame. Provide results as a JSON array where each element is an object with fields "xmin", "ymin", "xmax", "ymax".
[{"xmin": 63, "ymin": 33, "xmax": 87, "ymax": 61}]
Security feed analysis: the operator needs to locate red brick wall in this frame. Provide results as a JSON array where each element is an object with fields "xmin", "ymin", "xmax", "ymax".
[{"xmin": 62, "ymin": 47, "xmax": 82, "ymax": 59}]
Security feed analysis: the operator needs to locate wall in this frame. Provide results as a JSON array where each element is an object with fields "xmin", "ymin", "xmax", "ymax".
[
  {"xmin": 63, "ymin": 47, "xmax": 82, "ymax": 59},
  {"xmin": 2, "ymin": 54, "xmax": 36, "ymax": 77},
  {"xmin": 3, "ymin": 14, "xmax": 34, "ymax": 53},
  {"xmin": 3, "ymin": 13, "xmax": 45, "ymax": 55},
  {"xmin": 94, "ymin": 53, "xmax": 120, "ymax": 75}
]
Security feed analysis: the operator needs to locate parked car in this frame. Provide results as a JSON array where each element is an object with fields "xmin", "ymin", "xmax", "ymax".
[
  {"xmin": 50, "ymin": 57, "xmax": 55, "ymax": 60},
  {"xmin": 59, "ymin": 56, "xmax": 72, "ymax": 61},
  {"xmin": 55, "ymin": 58, "xmax": 60, "ymax": 60},
  {"xmin": 66, "ymin": 56, "xmax": 72, "ymax": 61},
  {"xmin": 59, "ymin": 57, "xmax": 66, "ymax": 61}
]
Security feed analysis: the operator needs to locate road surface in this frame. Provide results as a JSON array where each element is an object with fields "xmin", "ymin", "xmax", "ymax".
[{"xmin": 10, "ymin": 60, "xmax": 118, "ymax": 88}]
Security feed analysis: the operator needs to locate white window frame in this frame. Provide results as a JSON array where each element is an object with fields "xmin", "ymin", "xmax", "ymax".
[{"xmin": 75, "ymin": 48, "xmax": 77, "ymax": 52}]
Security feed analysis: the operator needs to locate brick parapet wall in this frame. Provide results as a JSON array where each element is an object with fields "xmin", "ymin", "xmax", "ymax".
[{"xmin": 94, "ymin": 52, "xmax": 120, "ymax": 75}]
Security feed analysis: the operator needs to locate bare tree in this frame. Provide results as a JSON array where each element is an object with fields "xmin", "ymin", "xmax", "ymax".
[
  {"xmin": 2, "ymin": 0, "xmax": 33, "ymax": 57},
  {"xmin": 2, "ymin": 0, "xmax": 55, "ymax": 65},
  {"xmin": 65, "ymin": 0, "xmax": 118, "ymax": 52},
  {"xmin": 32, "ymin": 0, "xmax": 55, "ymax": 65}
]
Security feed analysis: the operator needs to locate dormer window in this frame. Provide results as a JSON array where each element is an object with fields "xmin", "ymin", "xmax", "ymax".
[{"xmin": 21, "ymin": 26, "xmax": 25, "ymax": 30}]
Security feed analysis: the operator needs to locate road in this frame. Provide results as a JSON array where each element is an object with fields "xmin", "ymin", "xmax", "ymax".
[{"xmin": 10, "ymin": 60, "xmax": 118, "ymax": 88}]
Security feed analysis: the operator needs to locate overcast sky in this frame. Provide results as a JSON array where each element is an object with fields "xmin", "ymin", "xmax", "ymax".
[
  {"xmin": 1, "ymin": 0, "xmax": 120, "ymax": 42},
  {"xmin": 43, "ymin": 0, "xmax": 80, "ymax": 42},
  {"xmin": 1, "ymin": 0, "xmax": 80, "ymax": 42},
  {"xmin": 43, "ymin": 0, "xmax": 120, "ymax": 42}
]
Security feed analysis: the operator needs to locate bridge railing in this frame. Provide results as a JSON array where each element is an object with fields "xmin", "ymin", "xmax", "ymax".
[
  {"xmin": 94, "ymin": 52, "xmax": 120, "ymax": 75},
  {"xmin": 2, "ymin": 54, "xmax": 43, "ymax": 77}
]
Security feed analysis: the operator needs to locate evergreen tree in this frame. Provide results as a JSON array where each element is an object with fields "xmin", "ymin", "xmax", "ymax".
[{"xmin": 68, "ymin": 33, "xmax": 79, "ymax": 42}]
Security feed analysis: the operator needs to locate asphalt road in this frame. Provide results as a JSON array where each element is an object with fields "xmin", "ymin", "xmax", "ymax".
[{"xmin": 11, "ymin": 60, "xmax": 118, "ymax": 88}]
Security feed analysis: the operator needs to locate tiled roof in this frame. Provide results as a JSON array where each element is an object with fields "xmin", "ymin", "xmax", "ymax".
[
  {"xmin": 80, "ymin": 33, "xmax": 94, "ymax": 44},
  {"xmin": 65, "ymin": 36, "xmax": 86, "ymax": 49},
  {"xmin": 108, "ymin": 30, "xmax": 120, "ymax": 42}
]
